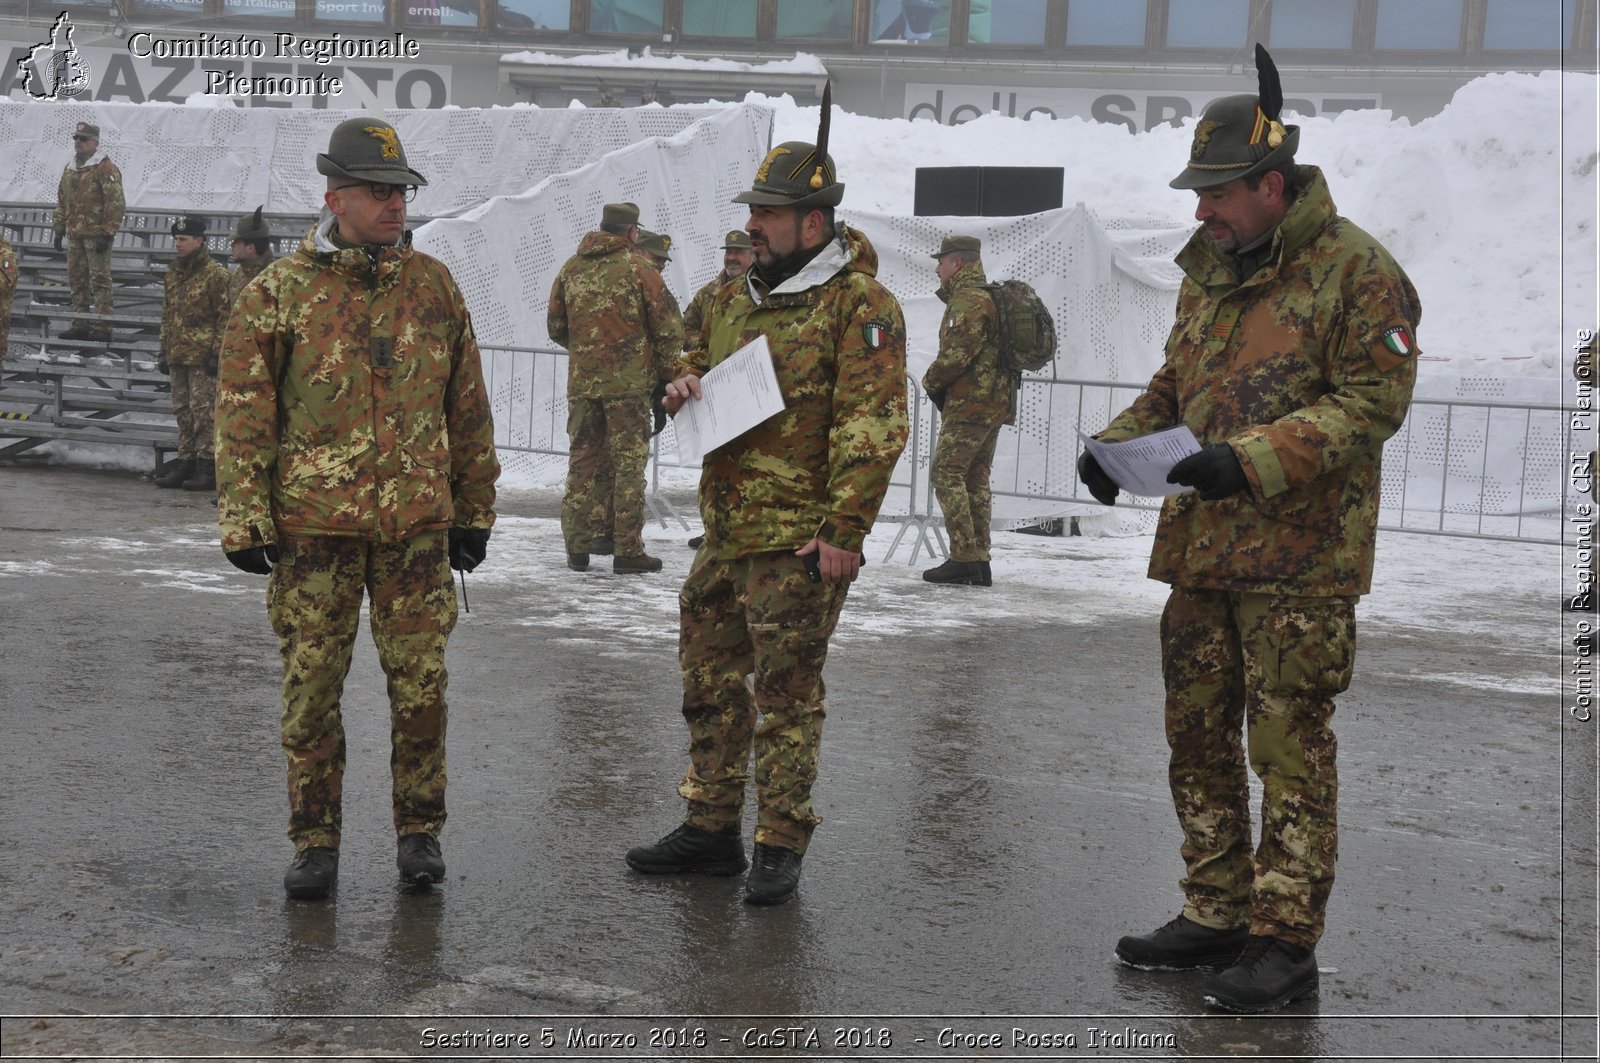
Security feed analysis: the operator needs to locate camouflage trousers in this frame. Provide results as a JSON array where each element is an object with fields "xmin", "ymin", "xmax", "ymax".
[
  {"xmin": 267, "ymin": 532, "xmax": 457, "ymax": 850},
  {"xmin": 677, "ymin": 550, "xmax": 849, "ymax": 853},
  {"xmin": 1160, "ymin": 587, "xmax": 1356, "ymax": 949},
  {"xmin": 931, "ymin": 419, "xmax": 1002, "ymax": 561},
  {"xmin": 562, "ymin": 395, "xmax": 649, "ymax": 555},
  {"xmin": 169, "ymin": 365, "xmax": 215, "ymax": 460},
  {"xmin": 66, "ymin": 237, "xmax": 113, "ymax": 320}
]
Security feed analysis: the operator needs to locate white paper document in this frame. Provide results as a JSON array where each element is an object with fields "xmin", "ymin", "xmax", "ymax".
[
  {"xmin": 673, "ymin": 335, "xmax": 787, "ymax": 465},
  {"xmin": 1079, "ymin": 425, "xmax": 1203, "ymax": 497}
]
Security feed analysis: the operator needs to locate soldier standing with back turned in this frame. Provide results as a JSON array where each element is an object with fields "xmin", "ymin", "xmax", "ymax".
[
  {"xmin": 547, "ymin": 202, "xmax": 683, "ymax": 575},
  {"xmin": 920, "ymin": 234, "xmax": 1013, "ymax": 588},
  {"xmin": 1080, "ymin": 47, "xmax": 1420, "ymax": 1013},
  {"xmin": 54, "ymin": 121, "xmax": 124, "ymax": 342}
]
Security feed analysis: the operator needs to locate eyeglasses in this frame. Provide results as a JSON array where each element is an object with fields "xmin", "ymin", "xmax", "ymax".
[{"xmin": 334, "ymin": 182, "xmax": 418, "ymax": 204}]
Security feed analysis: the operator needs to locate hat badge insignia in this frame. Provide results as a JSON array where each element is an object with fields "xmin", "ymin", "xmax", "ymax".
[
  {"xmin": 364, "ymin": 125, "xmax": 401, "ymax": 161},
  {"xmin": 1191, "ymin": 120, "xmax": 1224, "ymax": 162},
  {"xmin": 754, "ymin": 146, "xmax": 791, "ymax": 185}
]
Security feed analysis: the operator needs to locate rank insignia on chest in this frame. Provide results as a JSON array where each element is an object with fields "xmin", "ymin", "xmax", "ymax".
[
  {"xmin": 862, "ymin": 322, "xmax": 890, "ymax": 349},
  {"xmin": 1208, "ymin": 306, "xmax": 1241, "ymax": 342}
]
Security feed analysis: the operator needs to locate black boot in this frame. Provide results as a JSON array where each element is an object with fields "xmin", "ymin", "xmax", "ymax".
[
  {"xmin": 181, "ymin": 459, "xmax": 216, "ymax": 493},
  {"xmin": 614, "ymin": 552, "xmax": 663, "ymax": 574},
  {"xmin": 588, "ymin": 536, "xmax": 615, "ymax": 555},
  {"xmin": 1115, "ymin": 914, "xmax": 1249, "ymax": 970},
  {"xmin": 397, "ymin": 832, "xmax": 445, "ymax": 887},
  {"xmin": 744, "ymin": 843, "xmax": 803, "ymax": 905},
  {"xmin": 1202, "ymin": 935, "xmax": 1319, "ymax": 1013},
  {"xmin": 922, "ymin": 559, "xmax": 986, "ymax": 585},
  {"xmin": 626, "ymin": 824, "xmax": 747, "ymax": 876},
  {"xmin": 154, "ymin": 458, "xmax": 196, "ymax": 489},
  {"xmin": 283, "ymin": 846, "xmax": 338, "ymax": 900}
]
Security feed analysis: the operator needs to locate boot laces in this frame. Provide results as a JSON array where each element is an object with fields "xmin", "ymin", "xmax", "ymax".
[{"xmin": 1234, "ymin": 935, "xmax": 1278, "ymax": 973}]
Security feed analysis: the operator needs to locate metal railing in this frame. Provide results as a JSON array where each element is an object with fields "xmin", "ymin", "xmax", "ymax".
[{"xmin": 479, "ymin": 346, "xmax": 1584, "ymax": 556}]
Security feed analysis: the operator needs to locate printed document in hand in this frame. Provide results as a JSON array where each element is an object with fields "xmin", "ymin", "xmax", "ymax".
[
  {"xmin": 1079, "ymin": 425, "xmax": 1202, "ymax": 497},
  {"xmin": 673, "ymin": 335, "xmax": 786, "ymax": 465}
]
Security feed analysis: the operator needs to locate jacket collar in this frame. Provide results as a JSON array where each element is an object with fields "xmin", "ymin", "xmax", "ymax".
[{"xmin": 937, "ymin": 259, "xmax": 988, "ymax": 304}]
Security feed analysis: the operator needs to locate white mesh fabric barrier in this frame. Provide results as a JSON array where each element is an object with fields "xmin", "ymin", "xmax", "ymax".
[
  {"xmin": 411, "ymin": 103, "xmax": 775, "ymax": 486},
  {"xmin": 0, "ymin": 99, "xmax": 755, "ymax": 217},
  {"xmin": 841, "ymin": 204, "xmax": 1185, "ymax": 525}
]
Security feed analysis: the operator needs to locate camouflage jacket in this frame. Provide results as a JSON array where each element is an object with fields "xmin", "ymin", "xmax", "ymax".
[
  {"xmin": 0, "ymin": 237, "xmax": 17, "ymax": 347},
  {"xmin": 1098, "ymin": 166, "xmax": 1419, "ymax": 597},
  {"xmin": 214, "ymin": 217, "xmax": 500, "ymax": 552},
  {"xmin": 161, "ymin": 248, "xmax": 232, "ymax": 366},
  {"xmin": 54, "ymin": 154, "xmax": 125, "ymax": 238},
  {"xmin": 682, "ymin": 269, "xmax": 736, "ymax": 357},
  {"xmin": 547, "ymin": 231, "xmax": 683, "ymax": 399},
  {"xmin": 922, "ymin": 260, "xmax": 1015, "ymax": 426},
  {"xmin": 226, "ymin": 253, "xmax": 275, "ymax": 312},
  {"xmin": 686, "ymin": 225, "xmax": 909, "ymax": 557}
]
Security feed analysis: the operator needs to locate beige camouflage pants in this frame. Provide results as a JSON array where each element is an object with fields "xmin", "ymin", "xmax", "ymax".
[
  {"xmin": 677, "ymin": 550, "xmax": 849, "ymax": 853},
  {"xmin": 931, "ymin": 419, "xmax": 1002, "ymax": 561},
  {"xmin": 168, "ymin": 365, "xmax": 215, "ymax": 460},
  {"xmin": 1160, "ymin": 587, "xmax": 1356, "ymax": 949},
  {"xmin": 66, "ymin": 237, "xmax": 113, "ymax": 321},
  {"xmin": 562, "ymin": 395, "xmax": 649, "ymax": 555},
  {"xmin": 268, "ymin": 532, "xmax": 457, "ymax": 850}
]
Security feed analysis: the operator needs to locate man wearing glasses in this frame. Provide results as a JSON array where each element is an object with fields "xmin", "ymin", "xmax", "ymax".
[
  {"xmin": 53, "ymin": 121, "xmax": 124, "ymax": 342},
  {"xmin": 214, "ymin": 118, "xmax": 500, "ymax": 902}
]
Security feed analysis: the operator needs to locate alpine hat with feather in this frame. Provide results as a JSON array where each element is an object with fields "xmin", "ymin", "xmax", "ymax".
[
  {"xmin": 734, "ymin": 82, "xmax": 844, "ymax": 208},
  {"xmin": 232, "ymin": 205, "xmax": 271, "ymax": 242},
  {"xmin": 1170, "ymin": 44, "xmax": 1299, "ymax": 190}
]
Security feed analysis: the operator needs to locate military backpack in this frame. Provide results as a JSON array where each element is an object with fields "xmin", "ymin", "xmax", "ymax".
[{"xmin": 984, "ymin": 279, "xmax": 1057, "ymax": 376}]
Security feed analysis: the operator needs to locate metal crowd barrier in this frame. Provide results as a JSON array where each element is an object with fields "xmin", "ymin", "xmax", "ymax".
[{"xmin": 478, "ymin": 345, "xmax": 1582, "ymax": 557}]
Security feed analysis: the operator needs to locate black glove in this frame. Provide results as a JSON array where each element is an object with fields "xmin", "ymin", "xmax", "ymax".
[
  {"xmin": 650, "ymin": 380, "xmax": 668, "ymax": 437},
  {"xmin": 448, "ymin": 526, "xmax": 490, "ymax": 572},
  {"xmin": 928, "ymin": 388, "xmax": 946, "ymax": 412},
  {"xmin": 226, "ymin": 544, "xmax": 279, "ymax": 575},
  {"xmin": 92, "ymin": 235, "xmax": 112, "ymax": 253},
  {"xmin": 156, "ymin": 351, "xmax": 169, "ymax": 375},
  {"xmin": 203, "ymin": 351, "xmax": 218, "ymax": 377},
  {"xmin": 53, "ymin": 232, "xmax": 64, "ymax": 251},
  {"xmin": 1167, "ymin": 443, "xmax": 1249, "ymax": 500},
  {"xmin": 1077, "ymin": 450, "xmax": 1119, "ymax": 506}
]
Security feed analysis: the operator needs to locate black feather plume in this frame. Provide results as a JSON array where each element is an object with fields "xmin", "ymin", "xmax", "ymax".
[
  {"xmin": 1254, "ymin": 43, "xmax": 1282, "ymax": 121},
  {"xmin": 811, "ymin": 80, "xmax": 832, "ymax": 189}
]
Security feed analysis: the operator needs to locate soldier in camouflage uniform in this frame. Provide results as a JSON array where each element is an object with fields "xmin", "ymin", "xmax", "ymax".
[
  {"xmin": 682, "ymin": 230, "xmax": 755, "ymax": 359},
  {"xmin": 920, "ymin": 235, "xmax": 1015, "ymax": 587},
  {"xmin": 214, "ymin": 118, "xmax": 500, "ymax": 901},
  {"xmin": 54, "ymin": 121, "xmax": 125, "ymax": 341},
  {"xmin": 227, "ymin": 205, "xmax": 275, "ymax": 311},
  {"xmin": 0, "ymin": 236, "xmax": 17, "ymax": 361},
  {"xmin": 547, "ymin": 202, "xmax": 683, "ymax": 574},
  {"xmin": 1084, "ymin": 47, "xmax": 1420, "ymax": 1013},
  {"xmin": 626, "ymin": 130, "xmax": 909, "ymax": 906},
  {"xmin": 155, "ymin": 215, "xmax": 231, "ymax": 492},
  {"xmin": 635, "ymin": 229, "xmax": 672, "ymax": 273}
]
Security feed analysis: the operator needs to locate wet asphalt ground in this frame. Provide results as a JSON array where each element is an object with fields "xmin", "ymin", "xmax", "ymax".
[{"xmin": 0, "ymin": 463, "xmax": 1594, "ymax": 1061}]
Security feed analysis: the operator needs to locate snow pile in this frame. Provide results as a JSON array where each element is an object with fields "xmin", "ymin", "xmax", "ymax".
[{"xmin": 501, "ymin": 46, "xmax": 828, "ymax": 75}]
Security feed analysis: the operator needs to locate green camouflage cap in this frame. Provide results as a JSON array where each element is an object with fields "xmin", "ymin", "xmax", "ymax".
[
  {"xmin": 315, "ymin": 117, "xmax": 428, "ymax": 187},
  {"xmin": 602, "ymin": 201, "xmax": 640, "ymax": 227},
  {"xmin": 930, "ymin": 235, "xmax": 981, "ymax": 258},
  {"xmin": 721, "ymin": 229, "xmax": 753, "ymax": 249},
  {"xmin": 232, "ymin": 206, "xmax": 271, "ymax": 242},
  {"xmin": 636, "ymin": 229, "xmax": 672, "ymax": 260},
  {"xmin": 734, "ymin": 141, "xmax": 844, "ymax": 208},
  {"xmin": 1170, "ymin": 46, "xmax": 1299, "ymax": 190}
]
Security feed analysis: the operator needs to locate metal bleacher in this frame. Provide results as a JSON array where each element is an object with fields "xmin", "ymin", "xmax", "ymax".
[{"xmin": 0, "ymin": 204, "xmax": 316, "ymax": 467}]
